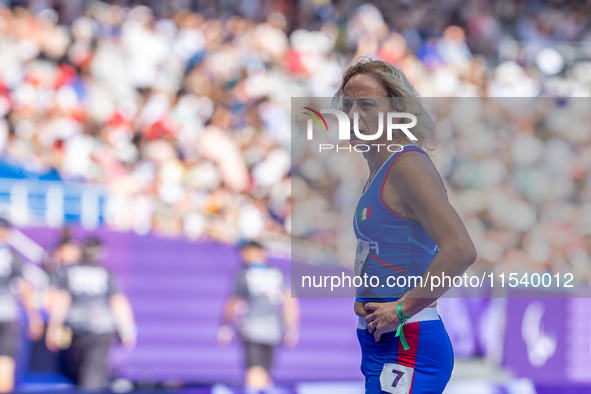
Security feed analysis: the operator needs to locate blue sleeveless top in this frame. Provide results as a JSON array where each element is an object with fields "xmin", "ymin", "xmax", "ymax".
[{"xmin": 354, "ymin": 146, "xmax": 443, "ymax": 302}]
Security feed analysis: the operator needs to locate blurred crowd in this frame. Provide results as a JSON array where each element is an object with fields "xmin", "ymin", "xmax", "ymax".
[
  {"xmin": 0, "ymin": 0, "xmax": 590, "ymax": 280},
  {"xmin": 410, "ymin": 98, "xmax": 591, "ymax": 287}
]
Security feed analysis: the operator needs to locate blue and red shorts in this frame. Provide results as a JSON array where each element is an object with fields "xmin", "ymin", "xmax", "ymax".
[{"xmin": 357, "ymin": 317, "xmax": 454, "ymax": 394}]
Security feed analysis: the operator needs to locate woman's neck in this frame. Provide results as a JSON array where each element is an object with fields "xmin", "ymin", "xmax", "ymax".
[{"xmin": 365, "ymin": 151, "xmax": 391, "ymax": 174}]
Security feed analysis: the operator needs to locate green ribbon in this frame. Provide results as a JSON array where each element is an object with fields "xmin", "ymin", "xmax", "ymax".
[{"xmin": 395, "ymin": 301, "xmax": 410, "ymax": 351}]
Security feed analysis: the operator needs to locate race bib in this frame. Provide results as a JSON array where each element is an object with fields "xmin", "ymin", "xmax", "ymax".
[
  {"xmin": 355, "ymin": 239, "xmax": 370, "ymax": 277},
  {"xmin": 379, "ymin": 363, "xmax": 414, "ymax": 394}
]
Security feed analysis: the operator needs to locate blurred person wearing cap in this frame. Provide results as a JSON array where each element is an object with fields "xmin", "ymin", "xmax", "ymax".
[
  {"xmin": 0, "ymin": 218, "xmax": 43, "ymax": 393},
  {"xmin": 44, "ymin": 229, "xmax": 77, "ymax": 273},
  {"xmin": 218, "ymin": 240, "xmax": 299, "ymax": 392},
  {"xmin": 46, "ymin": 237, "xmax": 136, "ymax": 391}
]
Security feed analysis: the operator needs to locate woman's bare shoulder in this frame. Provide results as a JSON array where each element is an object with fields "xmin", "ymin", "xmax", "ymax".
[{"xmin": 388, "ymin": 149, "xmax": 443, "ymax": 191}]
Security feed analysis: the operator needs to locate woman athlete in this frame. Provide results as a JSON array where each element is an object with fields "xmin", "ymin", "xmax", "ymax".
[{"xmin": 336, "ymin": 59, "xmax": 477, "ymax": 393}]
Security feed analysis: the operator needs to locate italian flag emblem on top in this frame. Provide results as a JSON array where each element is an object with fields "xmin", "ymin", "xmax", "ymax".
[{"xmin": 359, "ymin": 206, "xmax": 371, "ymax": 223}]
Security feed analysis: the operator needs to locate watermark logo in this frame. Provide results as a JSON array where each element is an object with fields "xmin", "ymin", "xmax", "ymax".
[
  {"xmin": 303, "ymin": 107, "xmax": 418, "ymax": 152},
  {"xmin": 302, "ymin": 107, "xmax": 329, "ymax": 133},
  {"xmin": 303, "ymin": 107, "xmax": 418, "ymax": 141}
]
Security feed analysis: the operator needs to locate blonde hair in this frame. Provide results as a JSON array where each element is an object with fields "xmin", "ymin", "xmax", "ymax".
[{"xmin": 333, "ymin": 57, "xmax": 437, "ymax": 154}]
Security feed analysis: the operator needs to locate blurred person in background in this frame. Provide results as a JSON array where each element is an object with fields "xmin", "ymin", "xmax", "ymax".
[
  {"xmin": 0, "ymin": 218, "xmax": 43, "ymax": 393},
  {"xmin": 44, "ymin": 229, "xmax": 76, "ymax": 274},
  {"xmin": 44, "ymin": 236, "xmax": 83, "ymax": 350},
  {"xmin": 48, "ymin": 234, "xmax": 84, "ymax": 278},
  {"xmin": 218, "ymin": 240, "xmax": 299, "ymax": 393},
  {"xmin": 340, "ymin": 59, "xmax": 477, "ymax": 393},
  {"xmin": 46, "ymin": 237, "xmax": 136, "ymax": 391}
]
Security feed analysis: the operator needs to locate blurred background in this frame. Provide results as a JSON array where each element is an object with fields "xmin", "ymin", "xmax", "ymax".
[{"xmin": 0, "ymin": 0, "xmax": 590, "ymax": 393}]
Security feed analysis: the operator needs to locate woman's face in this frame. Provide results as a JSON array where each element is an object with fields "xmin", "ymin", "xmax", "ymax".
[{"xmin": 342, "ymin": 74, "xmax": 392, "ymax": 147}]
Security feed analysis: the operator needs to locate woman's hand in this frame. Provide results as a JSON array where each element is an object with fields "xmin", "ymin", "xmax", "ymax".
[
  {"xmin": 364, "ymin": 301, "xmax": 402, "ymax": 342},
  {"xmin": 354, "ymin": 301, "xmax": 370, "ymax": 317}
]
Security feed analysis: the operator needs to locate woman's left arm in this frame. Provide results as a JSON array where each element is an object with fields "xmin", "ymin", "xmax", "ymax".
[{"xmin": 365, "ymin": 151, "xmax": 477, "ymax": 341}]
